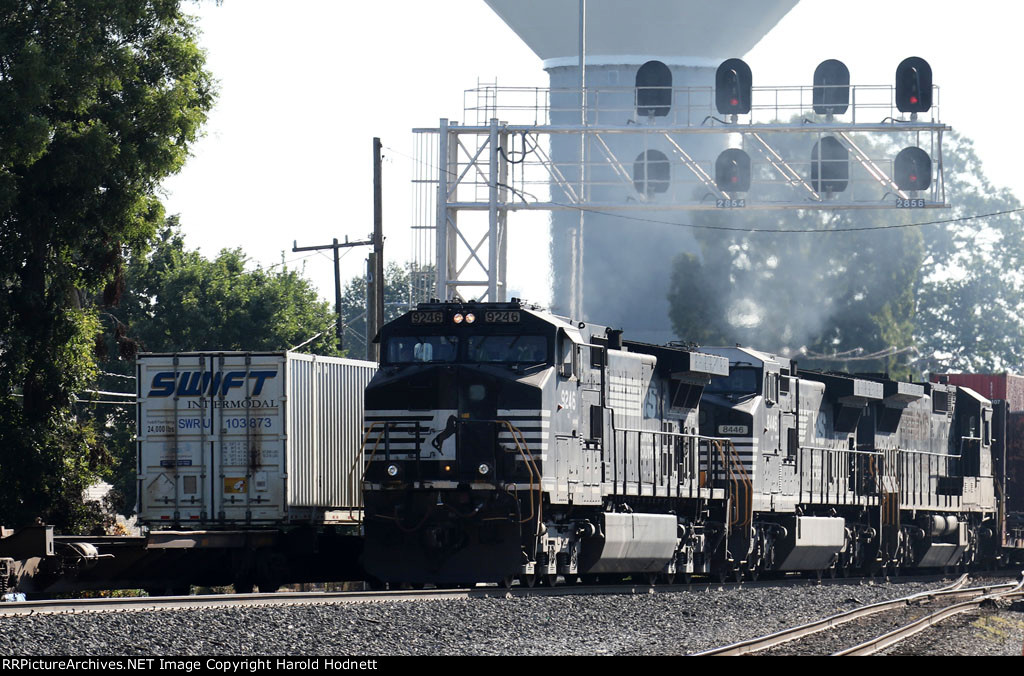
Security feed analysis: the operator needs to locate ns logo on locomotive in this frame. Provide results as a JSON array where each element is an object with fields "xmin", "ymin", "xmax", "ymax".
[{"xmin": 361, "ymin": 300, "xmax": 1003, "ymax": 586}]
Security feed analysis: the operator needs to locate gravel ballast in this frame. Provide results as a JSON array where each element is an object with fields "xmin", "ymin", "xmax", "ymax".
[{"xmin": 1, "ymin": 578, "xmax": 1020, "ymax": 655}]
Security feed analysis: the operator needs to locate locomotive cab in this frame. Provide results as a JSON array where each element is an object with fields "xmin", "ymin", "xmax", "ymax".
[{"xmin": 362, "ymin": 300, "xmax": 586, "ymax": 584}]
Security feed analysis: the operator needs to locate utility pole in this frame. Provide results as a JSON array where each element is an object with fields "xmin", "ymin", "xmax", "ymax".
[
  {"xmin": 368, "ymin": 138, "xmax": 385, "ymax": 362},
  {"xmin": 292, "ymin": 235, "xmax": 372, "ymax": 354},
  {"xmin": 292, "ymin": 138, "xmax": 386, "ymax": 360}
]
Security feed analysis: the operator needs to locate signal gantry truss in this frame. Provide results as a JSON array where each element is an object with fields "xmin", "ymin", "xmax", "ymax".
[{"xmin": 411, "ymin": 78, "xmax": 950, "ymax": 305}]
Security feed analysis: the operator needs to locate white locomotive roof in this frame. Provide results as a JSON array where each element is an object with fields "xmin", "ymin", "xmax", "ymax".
[{"xmin": 484, "ymin": 0, "xmax": 798, "ymax": 67}]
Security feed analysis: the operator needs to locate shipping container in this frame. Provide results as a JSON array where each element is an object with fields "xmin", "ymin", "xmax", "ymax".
[
  {"xmin": 931, "ymin": 373, "xmax": 1024, "ymax": 413},
  {"xmin": 137, "ymin": 352, "xmax": 376, "ymax": 528},
  {"xmin": 1006, "ymin": 411, "xmax": 1024, "ymax": 514}
]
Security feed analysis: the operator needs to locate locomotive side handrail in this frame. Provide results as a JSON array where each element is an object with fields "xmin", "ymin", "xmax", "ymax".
[
  {"xmin": 711, "ymin": 439, "xmax": 752, "ymax": 529},
  {"xmin": 797, "ymin": 445, "xmax": 885, "ymax": 507},
  {"xmin": 495, "ymin": 420, "xmax": 543, "ymax": 528}
]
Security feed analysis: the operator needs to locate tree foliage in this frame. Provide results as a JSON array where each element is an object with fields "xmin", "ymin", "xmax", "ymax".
[
  {"xmin": 115, "ymin": 222, "xmax": 343, "ymax": 356},
  {"xmin": 667, "ymin": 129, "xmax": 1024, "ymax": 378},
  {"xmin": 914, "ymin": 133, "xmax": 1024, "ymax": 372},
  {"xmin": 0, "ymin": 1, "xmax": 214, "ymax": 529}
]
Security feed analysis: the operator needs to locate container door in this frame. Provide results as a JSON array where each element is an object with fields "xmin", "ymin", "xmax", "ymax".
[
  {"xmin": 137, "ymin": 355, "xmax": 215, "ymax": 525},
  {"xmin": 208, "ymin": 354, "xmax": 287, "ymax": 524},
  {"xmin": 137, "ymin": 354, "xmax": 286, "ymax": 526}
]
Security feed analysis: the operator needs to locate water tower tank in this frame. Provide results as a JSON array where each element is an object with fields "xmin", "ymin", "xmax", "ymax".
[{"xmin": 484, "ymin": 0, "xmax": 798, "ymax": 343}]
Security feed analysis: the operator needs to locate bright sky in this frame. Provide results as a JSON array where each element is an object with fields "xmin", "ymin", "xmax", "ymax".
[{"xmin": 162, "ymin": 0, "xmax": 1024, "ymax": 309}]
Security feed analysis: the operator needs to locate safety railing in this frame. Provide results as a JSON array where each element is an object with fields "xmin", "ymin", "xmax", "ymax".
[
  {"xmin": 608, "ymin": 428, "xmax": 751, "ymax": 526},
  {"xmin": 463, "ymin": 83, "xmax": 942, "ymax": 128},
  {"xmin": 797, "ymin": 445, "xmax": 883, "ymax": 506},
  {"xmin": 897, "ymin": 447, "xmax": 963, "ymax": 509},
  {"xmin": 711, "ymin": 438, "xmax": 752, "ymax": 530}
]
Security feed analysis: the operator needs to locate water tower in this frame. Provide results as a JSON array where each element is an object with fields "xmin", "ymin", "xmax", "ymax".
[{"xmin": 484, "ymin": 0, "xmax": 798, "ymax": 343}]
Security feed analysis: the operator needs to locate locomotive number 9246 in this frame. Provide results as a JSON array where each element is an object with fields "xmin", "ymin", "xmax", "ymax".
[
  {"xmin": 484, "ymin": 310, "xmax": 520, "ymax": 323},
  {"xmin": 410, "ymin": 311, "xmax": 444, "ymax": 324}
]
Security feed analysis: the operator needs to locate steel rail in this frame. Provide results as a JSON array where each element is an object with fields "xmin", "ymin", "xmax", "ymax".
[
  {"xmin": 691, "ymin": 574, "xmax": 1006, "ymax": 656},
  {"xmin": 0, "ymin": 574, "xmax": 938, "ymax": 617},
  {"xmin": 833, "ymin": 573, "xmax": 1024, "ymax": 656},
  {"xmin": 2, "ymin": 572, "xmax": 1008, "ymax": 619},
  {"xmin": 0, "ymin": 588, "xmax": 474, "ymax": 617}
]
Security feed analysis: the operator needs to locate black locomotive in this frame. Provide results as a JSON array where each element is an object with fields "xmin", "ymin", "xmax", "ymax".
[{"xmin": 361, "ymin": 300, "xmax": 1007, "ymax": 586}]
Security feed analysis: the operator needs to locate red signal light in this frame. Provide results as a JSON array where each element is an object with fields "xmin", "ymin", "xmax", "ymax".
[
  {"xmin": 910, "ymin": 95, "xmax": 919, "ymax": 104},
  {"xmin": 730, "ymin": 97, "xmax": 739, "ymax": 106},
  {"xmin": 909, "ymin": 174, "xmax": 918, "ymax": 182},
  {"xmin": 731, "ymin": 175, "xmax": 738, "ymax": 183}
]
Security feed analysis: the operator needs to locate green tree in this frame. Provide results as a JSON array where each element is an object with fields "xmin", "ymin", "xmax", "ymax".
[
  {"xmin": 92, "ymin": 220, "xmax": 343, "ymax": 512},
  {"xmin": 115, "ymin": 222, "xmax": 342, "ymax": 356},
  {"xmin": 668, "ymin": 129, "xmax": 1024, "ymax": 377},
  {"xmin": 0, "ymin": 1, "xmax": 214, "ymax": 529},
  {"xmin": 914, "ymin": 133, "xmax": 1024, "ymax": 372}
]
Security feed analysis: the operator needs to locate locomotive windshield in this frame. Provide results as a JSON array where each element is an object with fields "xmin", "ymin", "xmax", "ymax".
[
  {"xmin": 467, "ymin": 335, "xmax": 548, "ymax": 364},
  {"xmin": 704, "ymin": 366, "xmax": 761, "ymax": 395},
  {"xmin": 385, "ymin": 335, "xmax": 458, "ymax": 364},
  {"xmin": 383, "ymin": 333, "xmax": 549, "ymax": 365}
]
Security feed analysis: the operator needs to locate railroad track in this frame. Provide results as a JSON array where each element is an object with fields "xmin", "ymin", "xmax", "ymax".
[
  {"xmin": 694, "ymin": 572, "xmax": 1024, "ymax": 656},
  {"xmin": 0, "ymin": 572, "xmax": 991, "ymax": 617}
]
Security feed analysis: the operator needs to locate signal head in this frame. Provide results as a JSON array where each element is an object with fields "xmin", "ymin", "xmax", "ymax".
[
  {"xmin": 715, "ymin": 148, "xmax": 751, "ymax": 193},
  {"xmin": 894, "ymin": 147, "xmax": 932, "ymax": 191},
  {"xmin": 895, "ymin": 57, "xmax": 932, "ymax": 114},
  {"xmin": 716, "ymin": 58, "xmax": 752, "ymax": 116},
  {"xmin": 812, "ymin": 59, "xmax": 850, "ymax": 116},
  {"xmin": 810, "ymin": 136, "xmax": 849, "ymax": 193}
]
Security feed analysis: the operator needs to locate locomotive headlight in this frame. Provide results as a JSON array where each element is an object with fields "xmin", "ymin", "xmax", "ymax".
[
  {"xmin": 386, "ymin": 464, "xmax": 400, "ymax": 477},
  {"xmin": 453, "ymin": 313, "xmax": 464, "ymax": 324},
  {"xmin": 465, "ymin": 313, "xmax": 476, "ymax": 324},
  {"xmin": 478, "ymin": 463, "xmax": 490, "ymax": 475}
]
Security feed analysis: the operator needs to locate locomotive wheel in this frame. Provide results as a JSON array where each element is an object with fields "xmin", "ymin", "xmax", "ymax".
[
  {"xmin": 518, "ymin": 574, "xmax": 536, "ymax": 588},
  {"xmin": 233, "ymin": 581, "xmax": 255, "ymax": 594},
  {"xmin": 544, "ymin": 574, "xmax": 559, "ymax": 587},
  {"xmin": 662, "ymin": 572, "xmax": 676, "ymax": 585},
  {"xmin": 501, "ymin": 576, "xmax": 515, "ymax": 590}
]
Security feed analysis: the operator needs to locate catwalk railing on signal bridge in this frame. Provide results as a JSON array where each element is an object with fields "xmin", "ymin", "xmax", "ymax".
[{"xmin": 464, "ymin": 83, "xmax": 942, "ymax": 129}]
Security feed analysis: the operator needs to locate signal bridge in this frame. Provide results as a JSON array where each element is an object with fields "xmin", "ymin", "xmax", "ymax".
[{"xmin": 410, "ymin": 59, "xmax": 949, "ymax": 307}]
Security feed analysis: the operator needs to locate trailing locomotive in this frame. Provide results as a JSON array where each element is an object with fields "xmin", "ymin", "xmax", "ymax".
[
  {"xmin": 361, "ymin": 300, "xmax": 1002, "ymax": 586},
  {"xmin": 699, "ymin": 347, "xmax": 998, "ymax": 577}
]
